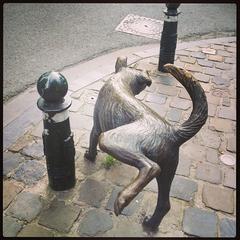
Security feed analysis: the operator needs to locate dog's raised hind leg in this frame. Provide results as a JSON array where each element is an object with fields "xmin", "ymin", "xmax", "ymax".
[{"xmin": 98, "ymin": 125, "xmax": 161, "ymax": 215}]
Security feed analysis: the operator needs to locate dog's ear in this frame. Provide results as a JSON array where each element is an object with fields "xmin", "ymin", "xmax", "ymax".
[{"xmin": 115, "ymin": 56, "xmax": 128, "ymax": 73}]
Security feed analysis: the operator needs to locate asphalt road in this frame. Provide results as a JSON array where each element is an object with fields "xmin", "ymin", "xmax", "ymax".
[{"xmin": 3, "ymin": 3, "xmax": 236, "ymax": 102}]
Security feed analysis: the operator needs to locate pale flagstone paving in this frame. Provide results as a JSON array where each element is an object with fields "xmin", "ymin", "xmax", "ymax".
[{"xmin": 3, "ymin": 37, "xmax": 236, "ymax": 237}]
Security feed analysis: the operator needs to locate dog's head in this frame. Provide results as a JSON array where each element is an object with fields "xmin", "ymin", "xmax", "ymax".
[{"xmin": 115, "ymin": 56, "xmax": 152, "ymax": 95}]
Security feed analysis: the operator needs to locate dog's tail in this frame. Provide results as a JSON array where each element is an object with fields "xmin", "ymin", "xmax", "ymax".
[{"xmin": 164, "ymin": 64, "xmax": 208, "ymax": 145}]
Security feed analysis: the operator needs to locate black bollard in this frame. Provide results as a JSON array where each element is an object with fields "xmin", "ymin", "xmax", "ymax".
[
  {"xmin": 37, "ymin": 71, "xmax": 76, "ymax": 191},
  {"xmin": 158, "ymin": 4, "xmax": 181, "ymax": 72}
]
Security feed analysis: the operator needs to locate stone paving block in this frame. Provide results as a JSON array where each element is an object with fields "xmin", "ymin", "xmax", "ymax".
[
  {"xmin": 3, "ymin": 180, "xmax": 23, "ymax": 210},
  {"xmin": 106, "ymin": 186, "xmax": 143, "ymax": 216},
  {"xmin": 204, "ymin": 67, "xmax": 222, "ymax": 76},
  {"xmin": 185, "ymin": 63, "xmax": 202, "ymax": 72},
  {"xmin": 208, "ymin": 55, "xmax": 224, "ymax": 62},
  {"xmin": 206, "ymin": 147, "xmax": 219, "ymax": 164},
  {"xmin": 144, "ymin": 102, "xmax": 168, "ymax": 117},
  {"xmin": 8, "ymin": 134, "xmax": 35, "ymax": 152},
  {"xmin": 166, "ymin": 108, "xmax": 182, "ymax": 122},
  {"xmin": 145, "ymin": 93, "xmax": 167, "ymax": 104},
  {"xmin": 77, "ymin": 103, "xmax": 94, "ymax": 117},
  {"xmin": 186, "ymin": 46, "xmax": 201, "ymax": 52},
  {"xmin": 218, "ymin": 106, "xmax": 236, "ymax": 121},
  {"xmin": 215, "ymin": 62, "xmax": 232, "ymax": 70},
  {"xmin": 196, "ymin": 162, "xmax": 222, "ymax": 184},
  {"xmin": 38, "ymin": 199, "xmax": 81, "ymax": 233},
  {"xmin": 209, "ymin": 118, "xmax": 234, "ymax": 132},
  {"xmin": 12, "ymin": 160, "xmax": 46, "ymax": 185},
  {"xmin": 197, "ymin": 59, "xmax": 214, "ymax": 67},
  {"xmin": 190, "ymin": 51, "xmax": 206, "ymax": 59},
  {"xmin": 176, "ymin": 49, "xmax": 190, "ymax": 56},
  {"xmin": 69, "ymin": 98, "xmax": 84, "ymax": 112},
  {"xmin": 21, "ymin": 140, "xmax": 44, "ymax": 159},
  {"xmin": 78, "ymin": 209, "xmax": 113, "ymax": 237},
  {"xmin": 78, "ymin": 178, "xmax": 108, "ymax": 207},
  {"xmin": 106, "ymin": 162, "xmax": 138, "ymax": 186},
  {"xmin": 170, "ymin": 176, "xmax": 197, "ymax": 201},
  {"xmin": 200, "ymin": 82, "xmax": 211, "ymax": 92},
  {"xmin": 179, "ymin": 56, "xmax": 196, "ymax": 64},
  {"xmin": 223, "ymin": 168, "xmax": 236, "ymax": 189},
  {"xmin": 144, "ymin": 178, "xmax": 158, "ymax": 192},
  {"xmin": 208, "ymin": 103, "xmax": 217, "ymax": 117},
  {"xmin": 217, "ymin": 50, "xmax": 232, "ymax": 57},
  {"xmin": 30, "ymin": 121, "xmax": 43, "ymax": 138},
  {"xmin": 224, "ymin": 57, "xmax": 235, "ymax": 64},
  {"xmin": 100, "ymin": 218, "xmax": 146, "ymax": 237},
  {"xmin": 226, "ymin": 46, "xmax": 236, "ymax": 53},
  {"xmin": 3, "ymin": 216, "xmax": 24, "ymax": 237},
  {"xmin": 205, "ymin": 93, "xmax": 220, "ymax": 105},
  {"xmin": 18, "ymin": 224, "xmax": 54, "ymax": 237},
  {"xmin": 3, "ymin": 152, "xmax": 24, "ymax": 176},
  {"xmin": 219, "ymin": 218, "xmax": 236, "ymax": 237},
  {"xmin": 193, "ymin": 72, "xmax": 210, "ymax": 83},
  {"xmin": 170, "ymin": 98, "xmax": 192, "ymax": 110},
  {"xmin": 157, "ymin": 84, "xmax": 178, "ymax": 96},
  {"xmin": 70, "ymin": 88, "xmax": 85, "ymax": 99},
  {"xmin": 212, "ymin": 76, "xmax": 230, "ymax": 86},
  {"xmin": 144, "ymin": 82, "xmax": 158, "ymax": 93},
  {"xmin": 195, "ymin": 128, "xmax": 221, "ymax": 149},
  {"xmin": 226, "ymin": 135, "xmax": 236, "ymax": 153},
  {"xmin": 178, "ymin": 89, "xmax": 191, "ymax": 100},
  {"xmin": 176, "ymin": 153, "xmax": 192, "ymax": 177},
  {"xmin": 152, "ymin": 73, "xmax": 177, "ymax": 86},
  {"xmin": 174, "ymin": 60, "xmax": 185, "ymax": 68},
  {"xmin": 201, "ymin": 48, "xmax": 216, "ymax": 55},
  {"xmin": 133, "ymin": 60, "xmax": 156, "ymax": 72},
  {"xmin": 210, "ymin": 44, "xmax": 225, "ymax": 50},
  {"xmin": 86, "ymin": 80, "xmax": 105, "ymax": 91},
  {"xmin": 202, "ymin": 184, "xmax": 234, "ymax": 213},
  {"xmin": 182, "ymin": 207, "xmax": 218, "ymax": 237},
  {"xmin": 6, "ymin": 191, "xmax": 42, "ymax": 222},
  {"xmin": 69, "ymin": 113, "xmax": 93, "ymax": 131},
  {"xmin": 3, "ymin": 104, "xmax": 41, "ymax": 150}
]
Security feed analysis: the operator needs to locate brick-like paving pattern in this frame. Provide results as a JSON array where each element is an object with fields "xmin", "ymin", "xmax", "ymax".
[{"xmin": 3, "ymin": 37, "xmax": 236, "ymax": 237}]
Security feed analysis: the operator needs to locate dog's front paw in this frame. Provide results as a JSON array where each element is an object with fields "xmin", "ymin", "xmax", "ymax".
[{"xmin": 84, "ymin": 150, "xmax": 96, "ymax": 162}]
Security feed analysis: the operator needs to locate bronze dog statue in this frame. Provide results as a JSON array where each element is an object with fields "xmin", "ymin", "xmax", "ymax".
[{"xmin": 84, "ymin": 57, "xmax": 208, "ymax": 231}]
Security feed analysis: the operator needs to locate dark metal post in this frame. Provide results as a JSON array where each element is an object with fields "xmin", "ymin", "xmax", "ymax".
[
  {"xmin": 158, "ymin": 3, "xmax": 181, "ymax": 72},
  {"xmin": 37, "ymin": 71, "xmax": 76, "ymax": 191}
]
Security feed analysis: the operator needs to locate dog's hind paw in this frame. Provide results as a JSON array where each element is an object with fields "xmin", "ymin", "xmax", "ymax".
[
  {"xmin": 142, "ymin": 216, "xmax": 159, "ymax": 232},
  {"xmin": 84, "ymin": 150, "xmax": 96, "ymax": 162}
]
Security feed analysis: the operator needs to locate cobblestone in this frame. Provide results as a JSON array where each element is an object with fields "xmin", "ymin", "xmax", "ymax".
[
  {"xmin": 196, "ymin": 162, "xmax": 222, "ymax": 184},
  {"xmin": 218, "ymin": 106, "xmax": 236, "ymax": 121},
  {"xmin": 224, "ymin": 57, "xmax": 235, "ymax": 64},
  {"xmin": 217, "ymin": 50, "xmax": 232, "ymax": 57},
  {"xmin": 77, "ymin": 209, "xmax": 113, "ymax": 236},
  {"xmin": 226, "ymin": 135, "xmax": 236, "ymax": 152},
  {"xmin": 18, "ymin": 224, "xmax": 54, "ymax": 237},
  {"xmin": 12, "ymin": 160, "xmax": 47, "ymax": 185},
  {"xmin": 179, "ymin": 56, "xmax": 196, "ymax": 64},
  {"xmin": 170, "ymin": 176, "xmax": 197, "ymax": 201},
  {"xmin": 3, "ymin": 180, "xmax": 23, "ymax": 210},
  {"xmin": 209, "ymin": 118, "xmax": 234, "ymax": 132},
  {"xmin": 201, "ymin": 48, "xmax": 216, "ymax": 55},
  {"xmin": 183, "ymin": 207, "xmax": 218, "ymax": 237},
  {"xmin": 208, "ymin": 103, "xmax": 217, "ymax": 117},
  {"xmin": 206, "ymin": 148, "xmax": 219, "ymax": 164},
  {"xmin": 78, "ymin": 178, "xmax": 108, "ymax": 207},
  {"xmin": 190, "ymin": 51, "xmax": 206, "ymax": 59},
  {"xmin": 176, "ymin": 153, "xmax": 192, "ymax": 177},
  {"xmin": 202, "ymin": 184, "xmax": 234, "ymax": 213},
  {"xmin": 204, "ymin": 67, "xmax": 222, "ymax": 76},
  {"xmin": 3, "ymin": 152, "xmax": 24, "ymax": 176},
  {"xmin": 145, "ymin": 93, "xmax": 167, "ymax": 104},
  {"xmin": 219, "ymin": 218, "xmax": 236, "ymax": 237},
  {"xmin": 185, "ymin": 63, "xmax": 203, "ymax": 72},
  {"xmin": 223, "ymin": 168, "xmax": 236, "ymax": 189},
  {"xmin": 215, "ymin": 62, "xmax": 232, "ymax": 70},
  {"xmin": 170, "ymin": 98, "xmax": 192, "ymax": 110},
  {"xmin": 197, "ymin": 59, "xmax": 214, "ymax": 67},
  {"xmin": 3, "ymin": 216, "xmax": 24, "ymax": 237},
  {"xmin": 208, "ymin": 55, "xmax": 224, "ymax": 62},
  {"xmin": 6, "ymin": 191, "xmax": 42, "ymax": 222},
  {"xmin": 157, "ymin": 84, "xmax": 178, "ymax": 96},
  {"xmin": 193, "ymin": 72, "xmax": 210, "ymax": 83},
  {"xmin": 21, "ymin": 140, "xmax": 44, "ymax": 159},
  {"xmin": 38, "ymin": 199, "xmax": 81, "ymax": 233},
  {"xmin": 106, "ymin": 186, "xmax": 143, "ymax": 216},
  {"xmin": 166, "ymin": 108, "xmax": 182, "ymax": 122},
  {"xmin": 178, "ymin": 89, "xmax": 191, "ymax": 100}
]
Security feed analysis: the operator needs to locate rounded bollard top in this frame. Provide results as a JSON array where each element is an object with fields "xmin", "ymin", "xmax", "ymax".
[
  {"xmin": 37, "ymin": 71, "xmax": 68, "ymax": 102},
  {"xmin": 37, "ymin": 71, "xmax": 71, "ymax": 113}
]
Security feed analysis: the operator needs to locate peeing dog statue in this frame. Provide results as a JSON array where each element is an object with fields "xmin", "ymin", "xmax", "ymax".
[{"xmin": 84, "ymin": 56, "xmax": 208, "ymax": 231}]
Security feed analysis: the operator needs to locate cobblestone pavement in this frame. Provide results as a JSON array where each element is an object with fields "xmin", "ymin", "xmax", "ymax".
[{"xmin": 3, "ymin": 37, "xmax": 236, "ymax": 237}]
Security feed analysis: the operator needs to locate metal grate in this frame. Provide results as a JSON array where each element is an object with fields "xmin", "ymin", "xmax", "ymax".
[{"xmin": 115, "ymin": 14, "xmax": 163, "ymax": 40}]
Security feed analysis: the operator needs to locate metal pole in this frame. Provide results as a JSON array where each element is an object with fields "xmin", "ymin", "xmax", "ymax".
[
  {"xmin": 158, "ymin": 3, "xmax": 181, "ymax": 72},
  {"xmin": 37, "ymin": 71, "xmax": 76, "ymax": 191}
]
